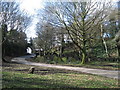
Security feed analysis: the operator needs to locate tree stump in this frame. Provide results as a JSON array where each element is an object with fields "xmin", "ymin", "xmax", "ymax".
[{"xmin": 28, "ymin": 67, "xmax": 35, "ymax": 74}]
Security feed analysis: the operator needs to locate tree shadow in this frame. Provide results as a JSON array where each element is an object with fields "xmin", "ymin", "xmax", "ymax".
[{"xmin": 3, "ymin": 74, "xmax": 82, "ymax": 89}]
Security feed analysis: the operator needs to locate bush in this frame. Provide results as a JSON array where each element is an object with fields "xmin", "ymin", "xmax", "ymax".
[
  {"xmin": 52, "ymin": 56, "xmax": 62, "ymax": 64},
  {"xmin": 34, "ymin": 56, "xmax": 45, "ymax": 62},
  {"xmin": 62, "ymin": 57, "xmax": 67, "ymax": 63}
]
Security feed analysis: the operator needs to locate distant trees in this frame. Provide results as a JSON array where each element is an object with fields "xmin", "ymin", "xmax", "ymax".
[
  {"xmin": 101, "ymin": 2, "xmax": 120, "ymax": 57},
  {"xmin": 0, "ymin": 1, "xmax": 31, "ymax": 58},
  {"xmin": 1, "ymin": 23, "xmax": 28, "ymax": 57},
  {"xmin": 114, "ymin": 1, "xmax": 120, "ymax": 57},
  {"xmin": 114, "ymin": 30, "xmax": 120, "ymax": 57},
  {"xmin": 3, "ymin": 29, "xmax": 27, "ymax": 56},
  {"xmin": 36, "ymin": 22, "xmax": 55, "ymax": 56}
]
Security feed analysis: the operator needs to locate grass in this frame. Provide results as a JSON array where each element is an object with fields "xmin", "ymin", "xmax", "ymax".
[
  {"xmin": 2, "ymin": 71, "xmax": 119, "ymax": 88},
  {"xmin": 2, "ymin": 62, "xmax": 119, "ymax": 88},
  {"xmin": 61, "ymin": 61, "xmax": 119, "ymax": 70}
]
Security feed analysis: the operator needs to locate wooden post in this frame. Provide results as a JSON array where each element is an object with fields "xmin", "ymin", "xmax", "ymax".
[{"xmin": 28, "ymin": 67, "xmax": 35, "ymax": 74}]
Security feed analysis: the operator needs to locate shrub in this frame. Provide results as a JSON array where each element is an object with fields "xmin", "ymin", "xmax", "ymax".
[{"xmin": 62, "ymin": 57, "xmax": 67, "ymax": 63}]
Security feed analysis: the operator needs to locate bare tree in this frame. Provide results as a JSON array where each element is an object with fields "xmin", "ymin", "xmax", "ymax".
[
  {"xmin": 36, "ymin": 22, "xmax": 55, "ymax": 56},
  {"xmin": 47, "ymin": 1, "xmax": 112, "ymax": 64},
  {"xmin": 0, "ymin": 1, "xmax": 31, "ymax": 31},
  {"xmin": 0, "ymin": 1, "xmax": 31, "ymax": 59}
]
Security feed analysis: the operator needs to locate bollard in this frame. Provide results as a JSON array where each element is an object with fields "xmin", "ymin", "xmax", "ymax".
[{"xmin": 28, "ymin": 67, "xmax": 35, "ymax": 74}]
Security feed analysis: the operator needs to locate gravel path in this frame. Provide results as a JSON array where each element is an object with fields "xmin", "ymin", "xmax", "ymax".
[{"xmin": 11, "ymin": 54, "xmax": 119, "ymax": 79}]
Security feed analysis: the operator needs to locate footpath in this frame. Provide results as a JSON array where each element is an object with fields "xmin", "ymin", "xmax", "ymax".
[{"xmin": 11, "ymin": 54, "xmax": 119, "ymax": 79}]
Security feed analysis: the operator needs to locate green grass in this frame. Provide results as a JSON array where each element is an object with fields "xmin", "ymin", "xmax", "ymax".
[
  {"xmin": 2, "ymin": 71, "xmax": 119, "ymax": 88},
  {"xmin": 2, "ymin": 63, "xmax": 119, "ymax": 88}
]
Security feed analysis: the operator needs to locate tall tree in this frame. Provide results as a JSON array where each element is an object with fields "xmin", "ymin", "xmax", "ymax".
[
  {"xmin": 114, "ymin": 1, "xmax": 120, "ymax": 57},
  {"xmin": 0, "ymin": 1, "xmax": 31, "ymax": 58},
  {"xmin": 48, "ymin": 1, "xmax": 112, "ymax": 64},
  {"xmin": 36, "ymin": 22, "xmax": 55, "ymax": 56}
]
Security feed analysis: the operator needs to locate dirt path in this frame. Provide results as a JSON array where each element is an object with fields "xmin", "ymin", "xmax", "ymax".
[{"xmin": 11, "ymin": 54, "xmax": 119, "ymax": 79}]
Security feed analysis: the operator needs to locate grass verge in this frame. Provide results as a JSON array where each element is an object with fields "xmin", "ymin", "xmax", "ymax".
[{"xmin": 29, "ymin": 56, "xmax": 119, "ymax": 70}]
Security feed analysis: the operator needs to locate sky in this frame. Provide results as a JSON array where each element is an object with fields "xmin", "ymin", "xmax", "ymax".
[
  {"xmin": 19, "ymin": 0, "xmax": 119, "ymax": 39},
  {"xmin": 19, "ymin": 0, "xmax": 45, "ymax": 39}
]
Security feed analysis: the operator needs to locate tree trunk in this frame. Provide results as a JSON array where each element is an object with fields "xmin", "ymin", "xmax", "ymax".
[
  {"xmin": 59, "ymin": 33, "xmax": 64, "ymax": 57},
  {"xmin": 116, "ymin": 42, "xmax": 120, "ymax": 57},
  {"xmin": 81, "ymin": 52, "xmax": 85, "ymax": 64},
  {"xmin": 100, "ymin": 24, "xmax": 109, "ymax": 57},
  {"xmin": 81, "ymin": 43, "xmax": 87, "ymax": 64}
]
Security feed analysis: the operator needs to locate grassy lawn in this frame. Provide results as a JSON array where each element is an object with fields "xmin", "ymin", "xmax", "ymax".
[{"xmin": 2, "ymin": 63, "xmax": 119, "ymax": 88}]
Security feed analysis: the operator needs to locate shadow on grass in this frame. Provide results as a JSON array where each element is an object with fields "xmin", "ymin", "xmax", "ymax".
[
  {"xmin": 34, "ymin": 68, "xmax": 79, "ymax": 75},
  {"xmin": 2, "ymin": 62, "xmax": 22, "ymax": 68},
  {"xmin": 2, "ymin": 73, "xmax": 82, "ymax": 89},
  {"xmin": 2, "ymin": 71, "xmax": 118, "ymax": 89}
]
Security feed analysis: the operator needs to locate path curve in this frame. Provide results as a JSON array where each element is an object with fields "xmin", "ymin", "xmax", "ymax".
[{"xmin": 11, "ymin": 54, "xmax": 119, "ymax": 79}]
